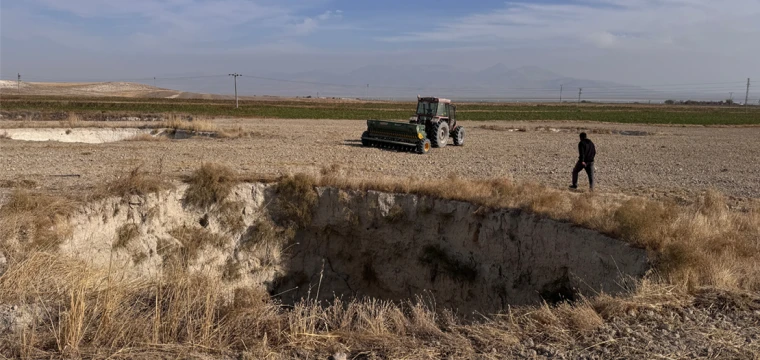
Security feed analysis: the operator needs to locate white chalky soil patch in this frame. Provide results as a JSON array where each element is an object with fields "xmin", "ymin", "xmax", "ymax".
[{"xmin": 0, "ymin": 128, "xmax": 155, "ymax": 144}]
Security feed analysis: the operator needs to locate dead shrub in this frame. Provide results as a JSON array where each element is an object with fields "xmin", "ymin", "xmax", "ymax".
[
  {"xmin": 97, "ymin": 166, "xmax": 172, "ymax": 199},
  {"xmin": 273, "ymin": 174, "xmax": 318, "ymax": 227},
  {"xmin": 183, "ymin": 163, "xmax": 239, "ymax": 209}
]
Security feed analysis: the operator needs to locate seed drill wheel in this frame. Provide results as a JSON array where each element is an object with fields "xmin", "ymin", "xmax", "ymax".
[
  {"xmin": 361, "ymin": 131, "xmax": 370, "ymax": 147},
  {"xmin": 453, "ymin": 126, "xmax": 465, "ymax": 146},
  {"xmin": 417, "ymin": 139, "xmax": 432, "ymax": 154},
  {"xmin": 430, "ymin": 121, "xmax": 449, "ymax": 148}
]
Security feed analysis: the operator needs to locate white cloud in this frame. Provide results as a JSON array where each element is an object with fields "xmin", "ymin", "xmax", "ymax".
[
  {"xmin": 381, "ymin": 0, "xmax": 760, "ymax": 52},
  {"xmin": 2, "ymin": 0, "xmax": 340, "ymax": 49},
  {"xmin": 294, "ymin": 10, "xmax": 343, "ymax": 35},
  {"xmin": 587, "ymin": 31, "xmax": 618, "ymax": 48}
]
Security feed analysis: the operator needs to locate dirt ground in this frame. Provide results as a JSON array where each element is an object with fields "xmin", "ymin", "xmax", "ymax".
[{"xmin": 1, "ymin": 119, "xmax": 759, "ymax": 206}]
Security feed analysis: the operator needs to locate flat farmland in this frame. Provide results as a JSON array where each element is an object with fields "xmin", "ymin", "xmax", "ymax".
[
  {"xmin": 1, "ymin": 117, "xmax": 759, "ymax": 204},
  {"xmin": 3, "ymin": 95, "xmax": 760, "ymax": 124}
]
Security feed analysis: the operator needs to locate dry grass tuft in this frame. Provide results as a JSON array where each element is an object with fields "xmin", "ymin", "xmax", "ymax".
[
  {"xmin": 613, "ymin": 198, "xmax": 679, "ymax": 250},
  {"xmin": 0, "ymin": 131, "xmax": 9, "ymax": 139},
  {"xmin": 163, "ymin": 116, "xmax": 217, "ymax": 133},
  {"xmin": 183, "ymin": 163, "xmax": 239, "ymax": 210},
  {"xmin": 160, "ymin": 226, "xmax": 229, "ymax": 269},
  {"xmin": 97, "ymin": 166, "xmax": 172, "ymax": 199},
  {"xmin": 218, "ymin": 201, "xmax": 247, "ymax": 233},
  {"xmin": 0, "ymin": 190, "xmax": 78, "ymax": 254},
  {"xmin": 62, "ymin": 113, "xmax": 82, "ymax": 128},
  {"xmin": 273, "ymin": 174, "xmax": 318, "ymax": 227}
]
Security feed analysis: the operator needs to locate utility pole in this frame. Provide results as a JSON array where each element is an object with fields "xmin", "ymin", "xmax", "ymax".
[
  {"xmin": 745, "ymin": 78, "xmax": 750, "ymax": 105},
  {"xmin": 729, "ymin": 92, "xmax": 733, "ymax": 101},
  {"xmin": 153, "ymin": 77, "xmax": 156, "ymax": 88},
  {"xmin": 559, "ymin": 85, "xmax": 563, "ymax": 103},
  {"xmin": 229, "ymin": 73, "xmax": 242, "ymax": 108},
  {"xmin": 17, "ymin": 73, "xmax": 20, "ymax": 94},
  {"xmin": 366, "ymin": 84, "xmax": 369, "ymax": 99},
  {"xmin": 578, "ymin": 88, "xmax": 582, "ymax": 103}
]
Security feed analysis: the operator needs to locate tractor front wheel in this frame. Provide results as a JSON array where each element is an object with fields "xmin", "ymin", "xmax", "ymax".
[
  {"xmin": 452, "ymin": 126, "xmax": 465, "ymax": 146},
  {"xmin": 417, "ymin": 139, "xmax": 432, "ymax": 154},
  {"xmin": 430, "ymin": 121, "xmax": 449, "ymax": 148}
]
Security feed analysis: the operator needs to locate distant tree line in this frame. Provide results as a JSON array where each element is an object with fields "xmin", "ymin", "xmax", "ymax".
[{"xmin": 664, "ymin": 99, "xmax": 738, "ymax": 106}]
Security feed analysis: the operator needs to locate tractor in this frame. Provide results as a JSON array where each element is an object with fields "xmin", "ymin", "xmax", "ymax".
[{"xmin": 361, "ymin": 96, "xmax": 464, "ymax": 154}]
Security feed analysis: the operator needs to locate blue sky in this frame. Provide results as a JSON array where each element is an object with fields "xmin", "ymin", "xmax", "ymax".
[{"xmin": 1, "ymin": 0, "xmax": 759, "ymax": 85}]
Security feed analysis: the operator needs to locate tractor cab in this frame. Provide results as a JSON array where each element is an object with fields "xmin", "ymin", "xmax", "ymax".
[{"xmin": 411, "ymin": 97, "xmax": 456, "ymax": 126}]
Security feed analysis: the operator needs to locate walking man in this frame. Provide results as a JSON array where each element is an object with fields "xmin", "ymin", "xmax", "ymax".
[{"xmin": 570, "ymin": 132, "xmax": 595, "ymax": 190}]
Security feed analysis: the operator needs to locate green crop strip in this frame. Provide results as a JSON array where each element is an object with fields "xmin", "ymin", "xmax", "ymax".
[{"xmin": 2, "ymin": 96, "xmax": 759, "ymax": 125}]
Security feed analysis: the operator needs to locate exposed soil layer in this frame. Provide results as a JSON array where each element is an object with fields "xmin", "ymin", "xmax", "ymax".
[{"xmin": 38, "ymin": 184, "xmax": 648, "ymax": 314}]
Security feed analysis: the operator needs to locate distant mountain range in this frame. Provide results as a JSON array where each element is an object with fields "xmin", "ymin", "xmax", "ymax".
[{"xmin": 257, "ymin": 64, "xmax": 663, "ymax": 101}]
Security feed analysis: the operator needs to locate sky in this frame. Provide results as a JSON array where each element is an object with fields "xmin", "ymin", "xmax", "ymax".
[{"xmin": 1, "ymin": 0, "xmax": 759, "ymax": 94}]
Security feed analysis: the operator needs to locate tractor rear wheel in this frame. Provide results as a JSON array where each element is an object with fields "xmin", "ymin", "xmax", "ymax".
[
  {"xmin": 417, "ymin": 139, "xmax": 432, "ymax": 154},
  {"xmin": 430, "ymin": 121, "xmax": 449, "ymax": 148},
  {"xmin": 361, "ymin": 131, "xmax": 370, "ymax": 147},
  {"xmin": 453, "ymin": 126, "xmax": 465, "ymax": 146}
]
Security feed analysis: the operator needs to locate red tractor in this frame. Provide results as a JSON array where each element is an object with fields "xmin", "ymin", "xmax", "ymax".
[{"xmin": 409, "ymin": 96, "xmax": 464, "ymax": 148}]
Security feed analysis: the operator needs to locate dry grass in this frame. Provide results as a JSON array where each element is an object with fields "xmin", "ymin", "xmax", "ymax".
[
  {"xmin": 218, "ymin": 200, "xmax": 247, "ymax": 234},
  {"xmin": 4, "ymin": 253, "xmax": 746, "ymax": 359},
  {"xmin": 96, "ymin": 166, "xmax": 172, "ymax": 199},
  {"xmin": 160, "ymin": 226, "xmax": 229, "ymax": 270},
  {"xmin": 183, "ymin": 163, "xmax": 239, "ymax": 210},
  {"xmin": 113, "ymin": 223, "xmax": 139, "ymax": 250},
  {"xmin": 0, "ymin": 191, "xmax": 78, "ymax": 255},
  {"xmin": 162, "ymin": 116, "xmax": 217, "ymax": 133},
  {"xmin": 273, "ymin": 173, "xmax": 319, "ymax": 228},
  {"xmin": 1, "ymin": 163, "xmax": 760, "ymax": 357},
  {"xmin": 0, "ymin": 179, "xmax": 38, "ymax": 189},
  {"xmin": 0, "ymin": 131, "xmax": 9, "ymax": 139}
]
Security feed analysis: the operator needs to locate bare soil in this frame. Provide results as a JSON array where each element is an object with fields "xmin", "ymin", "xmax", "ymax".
[{"xmin": 1, "ymin": 119, "xmax": 758, "ymax": 206}]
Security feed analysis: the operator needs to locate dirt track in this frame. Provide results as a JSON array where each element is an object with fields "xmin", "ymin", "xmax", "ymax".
[{"xmin": 1, "ymin": 119, "xmax": 759, "ymax": 204}]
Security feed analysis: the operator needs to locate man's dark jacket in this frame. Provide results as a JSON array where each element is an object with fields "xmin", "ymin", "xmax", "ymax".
[{"xmin": 578, "ymin": 139, "xmax": 596, "ymax": 163}]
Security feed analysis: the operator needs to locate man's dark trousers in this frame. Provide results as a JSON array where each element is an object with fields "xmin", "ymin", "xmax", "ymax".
[{"xmin": 572, "ymin": 161, "xmax": 594, "ymax": 189}]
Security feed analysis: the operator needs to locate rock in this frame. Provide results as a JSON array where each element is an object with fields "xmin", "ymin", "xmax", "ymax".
[
  {"xmin": 0, "ymin": 305, "xmax": 35, "ymax": 335},
  {"xmin": 328, "ymin": 353, "xmax": 347, "ymax": 360}
]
